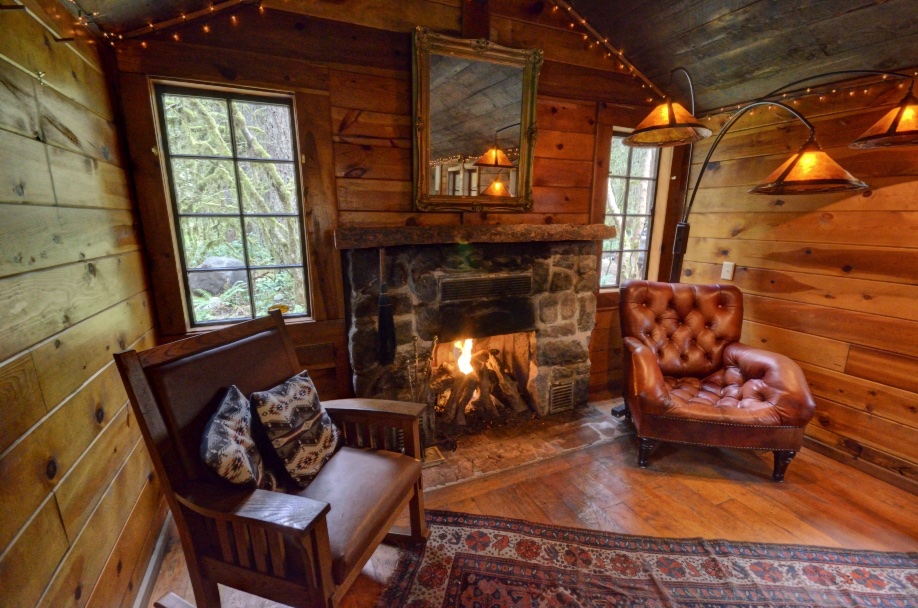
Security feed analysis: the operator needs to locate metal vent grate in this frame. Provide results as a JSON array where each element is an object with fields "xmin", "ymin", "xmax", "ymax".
[
  {"xmin": 548, "ymin": 382, "xmax": 574, "ymax": 414},
  {"xmin": 440, "ymin": 273, "xmax": 531, "ymax": 302}
]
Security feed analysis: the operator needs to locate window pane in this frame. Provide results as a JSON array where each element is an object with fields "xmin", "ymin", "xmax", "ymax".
[
  {"xmin": 629, "ymin": 147, "xmax": 658, "ymax": 178},
  {"xmin": 252, "ymin": 268, "xmax": 308, "ymax": 316},
  {"xmin": 232, "ymin": 101, "xmax": 294, "ymax": 160},
  {"xmin": 171, "ymin": 158, "xmax": 238, "ymax": 214},
  {"xmin": 627, "ymin": 178, "xmax": 655, "ymax": 215},
  {"xmin": 600, "ymin": 252, "xmax": 619, "ymax": 287},
  {"xmin": 163, "ymin": 95, "xmax": 232, "ymax": 157},
  {"xmin": 180, "ymin": 216, "xmax": 245, "ymax": 268},
  {"xmin": 239, "ymin": 162, "xmax": 297, "ymax": 214},
  {"xmin": 190, "ymin": 272, "xmax": 252, "ymax": 323},
  {"xmin": 624, "ymin": 216, "xmax": 651, "ymax": 250},
  {"xmin": 606, "ymin": 178, "xmax": 626, "ymax": 214},
  {"xmin": 603, "ymin": 215, "xmax": 622, "ymax": 250},
  {"xmin": 621, "ymin": 251, "xmax": 647, "ymax": 282},
  {"xmin": 609, "ymin": 137, "xmax": 629, "ymax": 176},
  {"xmin": 244, "ymin": 216, "xmax": 303, "ymax": 266}
]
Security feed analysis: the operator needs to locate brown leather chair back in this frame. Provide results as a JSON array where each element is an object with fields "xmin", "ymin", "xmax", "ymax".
[
  {"xmin": 116, "ymin": 313, "xmax": 301, "ymax": 486},
  {"xmin": 619, "ymin": 280, "xmax": 743, "ymax": 378}
]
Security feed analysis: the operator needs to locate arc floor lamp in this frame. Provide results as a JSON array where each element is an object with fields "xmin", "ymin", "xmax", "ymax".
[{"xmin": 624, "ymin": 69, "xmax": 917, "ymax": 282}]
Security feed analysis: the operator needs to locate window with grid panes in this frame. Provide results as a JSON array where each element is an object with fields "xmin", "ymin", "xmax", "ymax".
[
  {"xmin": 600, "ymin": 134, "xmax": 660, "ymax": 288},
  {"xmin": 156, "ymin": 86, "xmax": 309, "ymax": 325}
]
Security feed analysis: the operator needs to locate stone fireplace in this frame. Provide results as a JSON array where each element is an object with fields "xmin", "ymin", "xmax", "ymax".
[{"xmin": 335, "ymin": 224, "xmax": 615, "ymax": 420}]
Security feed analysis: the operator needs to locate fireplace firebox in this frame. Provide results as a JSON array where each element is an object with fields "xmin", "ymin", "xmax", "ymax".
[{"xmin": 336, "ymin": 225, "xmax": 615, "ymax": 422}]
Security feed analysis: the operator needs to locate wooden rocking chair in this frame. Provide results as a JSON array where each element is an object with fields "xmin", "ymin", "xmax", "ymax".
[{"xmin": 115, "ymin": 311, "xmax": 428, "ymax": 608}]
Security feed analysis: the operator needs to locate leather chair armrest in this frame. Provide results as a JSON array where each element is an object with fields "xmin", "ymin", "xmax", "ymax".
[
  {"xmin": 724, "ymin": 342, "xmax": 817, "ymax": 426},
  {"xmin": 175, "ymin": 482, "xmax": 330, "ymax": 537},
  {"xmin": 624, "ymin": 337, "xmax": 670, "ymax": 407}
]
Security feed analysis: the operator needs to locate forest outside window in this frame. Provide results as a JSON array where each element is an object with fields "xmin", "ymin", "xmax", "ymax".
[
  {"xmin": 600, "ymin": 134, "xmax": 660, "ymax": 288},
  {"xmin": 156, "ymin": 86, "xmax": 309, "ymax": 326}
]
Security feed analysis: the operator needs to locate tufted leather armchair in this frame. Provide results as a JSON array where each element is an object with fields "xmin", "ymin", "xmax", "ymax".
[{"xmin": 619, "ymin": 280, "xmax": 816, "ymax": 481}]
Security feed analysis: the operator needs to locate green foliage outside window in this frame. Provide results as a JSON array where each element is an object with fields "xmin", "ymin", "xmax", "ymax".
[
  {"xmin": 600, "ymin": 135, "xmax": 659, "ymax": 288},
  {"xmin": 159, "ymin": 89, "xmax": 309, "ymax": 324}
]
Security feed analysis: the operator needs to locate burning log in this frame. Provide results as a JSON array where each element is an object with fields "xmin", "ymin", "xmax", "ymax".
[
  {"xmin": 485, "ymin": 349, "xmax": 530, "ymax": 414},
  {"xmin": 443, "ymin": 370, "xmax": 477, "ymax": 425},
  {"xmin": 428, "ymin": 342, "xmax": 533, "ymax": 428}
]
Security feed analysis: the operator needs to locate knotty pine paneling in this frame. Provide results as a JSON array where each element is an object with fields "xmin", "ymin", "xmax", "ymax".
[
  {"xmin": 683, "ymin": 75, "xmax": 918, "ymax": 493},
  {"xmin": 114, "ymin": 2, "xmax": 655, "ymax": 397},
  {"xmin": 0, "ymin": 5, "xmax": 161, "ymax": 607}
]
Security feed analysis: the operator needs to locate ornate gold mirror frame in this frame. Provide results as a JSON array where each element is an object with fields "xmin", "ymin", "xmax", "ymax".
[{"xmin": 413, "ymin": 27, "xmax": 543, "ymax": 212}]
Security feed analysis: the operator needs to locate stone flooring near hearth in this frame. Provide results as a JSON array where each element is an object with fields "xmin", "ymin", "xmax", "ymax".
[{"xmin": 422, "ymin": 397, "xmax": 631, "ymax": 490}]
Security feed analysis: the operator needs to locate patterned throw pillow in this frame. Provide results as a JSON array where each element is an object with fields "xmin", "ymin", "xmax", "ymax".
[
  {"xmin": 251, "ymin": 371, "xmax": 340, "ymax": 488},
  {"xmin": 200, "ymin": 385, "xmax": 265, "ymax": 487}
]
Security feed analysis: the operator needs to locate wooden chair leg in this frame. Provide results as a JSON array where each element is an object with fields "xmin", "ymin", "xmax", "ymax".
[
  {"xmin": 772, "ymin": 450, "xmax": 796, "ymax": 482},
  {"xmin": 408, "ymin": 481, "xmax": 429, "ymax": 541},
  {"xmin": 638, "ymin": 437, "xmax": 657, "ymax": 468}
]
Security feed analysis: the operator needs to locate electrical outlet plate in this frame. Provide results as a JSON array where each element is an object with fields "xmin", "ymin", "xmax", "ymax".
[{"xmin": 721, "ymin": 261, "xmax": 736, "ymax": 280}]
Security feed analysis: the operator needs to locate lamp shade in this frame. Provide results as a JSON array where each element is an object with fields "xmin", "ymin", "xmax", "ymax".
[
  {"xmin": 474, "ymin": 146, "xmax": 514, "ymax": 167},
  {"xmin": 849, "ymin": 89, "xmax": 918, "ymax": 149},
  {"xmin": 749, "ymin": 139, "xmax": 868, "ymax": 195},
  {"xmin": 482, "ymin": 175, "xmax": 508, "ymax": 196},
  {"xmin": 624, "ymin": 99, "xmax": 713, "ymax": 147}
]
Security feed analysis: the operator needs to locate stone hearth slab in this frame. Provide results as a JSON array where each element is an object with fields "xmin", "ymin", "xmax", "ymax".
[{"xmin": 422, "ymin": 398, "xmax": 632, "ymax": 490}]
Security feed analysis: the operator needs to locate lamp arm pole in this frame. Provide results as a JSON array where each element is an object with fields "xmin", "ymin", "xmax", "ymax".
[
  {"xmin": 669, "ymin": 100, "xmax": 814, "ymax": 282},
  {"xmin": 670, "ymin": 67, "xmax": 696, "ymax": 115}
]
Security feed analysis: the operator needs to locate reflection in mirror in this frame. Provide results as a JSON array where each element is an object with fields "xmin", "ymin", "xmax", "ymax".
[{"xmin": 414, "ymin": 28, "xmax": 542, "ymax": 212}]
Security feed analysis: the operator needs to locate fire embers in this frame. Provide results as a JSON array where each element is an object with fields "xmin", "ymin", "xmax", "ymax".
[{"xmin": 430, "ymin": 339, "xmax": 535, "ymax": 429}]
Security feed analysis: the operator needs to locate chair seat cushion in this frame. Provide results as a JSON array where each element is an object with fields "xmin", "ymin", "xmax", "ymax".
[
  {"xmin": 297, "ymin": 446, "xmax": 421, "ymax": 584},
  {"xmin": 661, "ymin": 374, "xmax": 790, "ymax": 426}
]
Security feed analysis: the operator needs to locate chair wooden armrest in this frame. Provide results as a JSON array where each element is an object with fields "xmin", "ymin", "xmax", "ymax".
[
  {"xmin": 324, "ymin": 398, "xmax": 425, "ymax": 419},
  {"xmin": 324, "ymin": 398, "xmax": 425, "ymax": 459},
  {"xmin": 175, "ymin": 483, "xmax": 330, "ymax": 537}
]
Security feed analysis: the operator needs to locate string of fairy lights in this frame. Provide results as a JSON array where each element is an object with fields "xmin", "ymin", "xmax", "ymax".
[
  {"xmin": 547, "ymin": 0, "xmax": 664, "ymax": 102},
  {"xmin": 36, "ymin": 0, "xmax": 918, "ymax": 114},
  {"xmin": 702, "ymin": 72, "xmax": 918, "ymax": 121},
  {"xmin": 53, "ymin": 0, "xmax": 664, "ymax": 105},
  {"xmin": 429, "ymin": 147, "xmax": 521, "ymax": 167}
]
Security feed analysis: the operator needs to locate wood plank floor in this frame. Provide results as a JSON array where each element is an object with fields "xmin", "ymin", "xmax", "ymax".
[{"xmin": 148, "ymin": 434, "xmax": 918, "ymax": 607}]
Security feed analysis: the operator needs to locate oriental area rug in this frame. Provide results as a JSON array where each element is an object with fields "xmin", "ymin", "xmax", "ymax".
[{"xmin": 378, "ymin": 511, "xmax": 918, "ymax": 608}]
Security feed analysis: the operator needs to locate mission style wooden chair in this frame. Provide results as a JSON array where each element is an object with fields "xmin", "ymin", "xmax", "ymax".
[{"xmin": 114, "ymin": 311, "xmax": 428, "ymax": 608}]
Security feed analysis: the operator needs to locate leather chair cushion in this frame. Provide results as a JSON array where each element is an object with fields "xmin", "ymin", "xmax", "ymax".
[
  {"xmin": 661, "ymin": 375, "xmax": 789, "ymax": 425},
  {"xmin": 298, "ymin": 446, "xmax": 421, "ymax": 584}
]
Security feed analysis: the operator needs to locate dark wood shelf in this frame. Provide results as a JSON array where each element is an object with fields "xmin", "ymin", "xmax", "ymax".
[{"xmin": 334, "ymin": 223, "xmax": 616, "ymax": 249}]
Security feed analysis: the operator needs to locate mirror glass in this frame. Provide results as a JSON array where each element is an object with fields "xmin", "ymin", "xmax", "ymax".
[{"xmin": 414, "ymin": 28, "xmax": 542, "ymax": 212}]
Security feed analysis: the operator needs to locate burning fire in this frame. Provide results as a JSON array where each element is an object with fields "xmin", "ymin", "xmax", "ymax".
[{"xmin": 454, "ymin": 339, "xmax": 474, "ymax": 374}]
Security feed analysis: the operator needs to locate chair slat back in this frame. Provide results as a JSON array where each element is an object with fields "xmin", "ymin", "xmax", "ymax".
[{"xmin": 115, "ymin": 311, "xmax": 301, "ymax": 486}]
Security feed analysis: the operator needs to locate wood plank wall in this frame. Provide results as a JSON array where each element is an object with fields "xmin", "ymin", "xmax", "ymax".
[
  {"xmin": 113, "ymin": 0, "xmax": 657, "ymax": 397},
  {"xmin": 0, "ymin": 6, "xmax": 166, "ymax": 608},
  {"xmin": 681, "ymin": 76, "xmax": 918, "ymax": 494}
]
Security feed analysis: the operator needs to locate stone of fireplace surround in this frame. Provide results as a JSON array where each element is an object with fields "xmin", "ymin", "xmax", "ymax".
[{"xmin": 343, "ymin": 239, "xmax": 600, "ymax": 416}]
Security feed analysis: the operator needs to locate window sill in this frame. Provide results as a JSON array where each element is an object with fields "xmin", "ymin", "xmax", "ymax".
[
  {"xmin": 597, "ymin": 289, "xmax": 620, "ymax": 309},
  {"xmin": 159, "ymin": 315, "xmax": 318, "ymax": 343}
]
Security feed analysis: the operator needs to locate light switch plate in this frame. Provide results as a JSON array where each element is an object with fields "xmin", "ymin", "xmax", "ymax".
[{"xmin": 721, "ymin": 261, "xmax": 736, "ymax": 280}]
